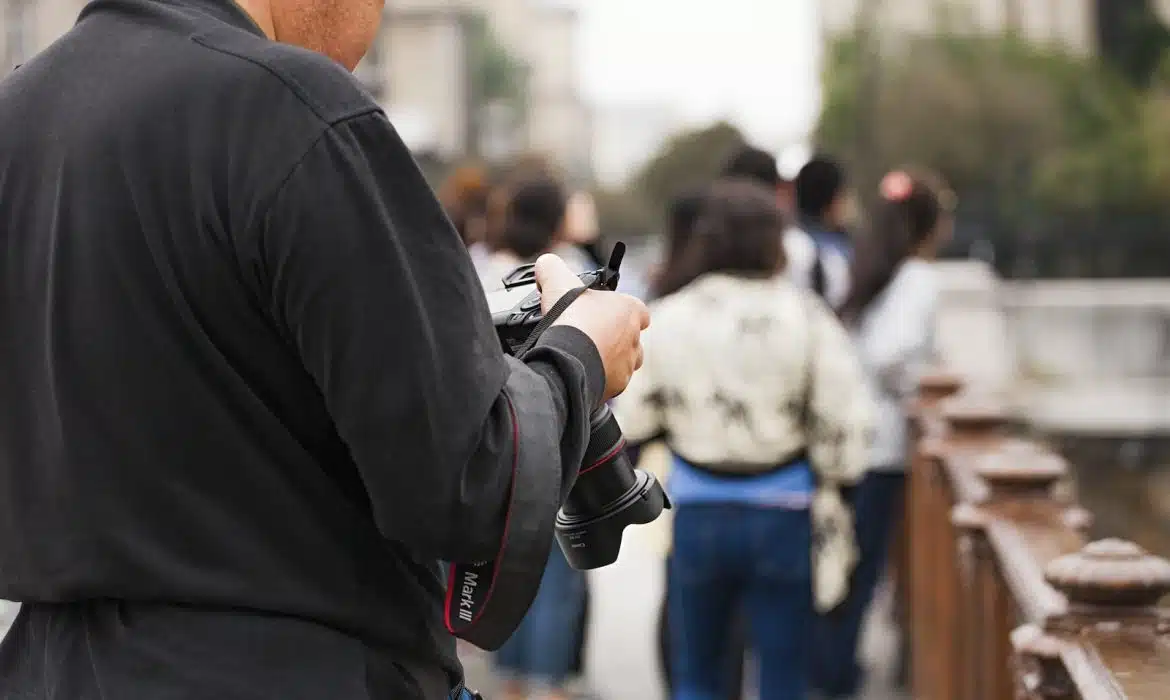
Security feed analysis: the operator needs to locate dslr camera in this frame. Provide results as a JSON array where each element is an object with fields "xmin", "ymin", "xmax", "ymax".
[
  {"xmin": 489, "ymin": 243, "xmax": 670, "ymax": 570},
  {"xmin": 444, "ymin": 243, "xmax": 670, "ymax": 650}
]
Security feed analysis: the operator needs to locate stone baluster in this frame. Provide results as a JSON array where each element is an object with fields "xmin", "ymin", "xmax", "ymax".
[
  {"xmin": 1045, "ymin": 538, "xmax": 1170, "ymax": 614},
  {"xmin": 918, "ymin": 369, "xmax": 964, "ymax": 409},
  {"xmin": 950, "ymin": 440, "xmax": 1068, "ymax": 700},
  {"xmin": 1012, "ymin": 540, "xmax": 1170, "ymax": 700},
  {"xmin": 942, "ymin": 393, "xmax": 1012, "ymax": 445}
]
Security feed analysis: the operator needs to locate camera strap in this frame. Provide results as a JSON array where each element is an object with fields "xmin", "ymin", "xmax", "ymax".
[
  {"xmin": 442, "ymin": 284, "xmax": 590, "ymax": 651},
  {"xmin": 512, "ymin": 285, "xmax": 589, "ymax": 357}
]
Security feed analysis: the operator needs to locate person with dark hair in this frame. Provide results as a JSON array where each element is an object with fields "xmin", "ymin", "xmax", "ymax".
[
  {"xmin": 789, "ymin": 155, "xmax": 852, "ymax": 308},
  {"xmin": 722, "ymin": 145, "xmax": 781, "ymax": 191},
  {"xmin": 477, "ymin": 176, "xmax": 568, "ymax": 287},
  {"xmin": 615, "ymin": 180, "xmax": 872, "ymax": 700},
  {"xmin": 721, "ymin": 144, "xmax": 854, "ymax": 309},
  {"xmin": 811, "ymin": 169, "xmax": 954, "ymax": 699}
]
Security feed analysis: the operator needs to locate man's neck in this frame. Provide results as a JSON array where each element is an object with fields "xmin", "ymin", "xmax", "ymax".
[{"xmin": 233, "ymin": 0, "xmax": 276, "ymax": 38}]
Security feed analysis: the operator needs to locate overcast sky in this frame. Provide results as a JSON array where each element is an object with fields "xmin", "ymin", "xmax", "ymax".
[{"xmin": 576, "ymin": 0, "xmax": 823, "ymax": 149}]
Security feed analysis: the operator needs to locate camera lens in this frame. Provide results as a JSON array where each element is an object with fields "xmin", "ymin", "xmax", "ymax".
[{"xmin": 554, "ymin": 405, "xmax": 671, "ymax": 570}]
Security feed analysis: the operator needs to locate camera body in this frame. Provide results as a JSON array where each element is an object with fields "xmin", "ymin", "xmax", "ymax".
[
  {"xmin": 485, "ymin": 243, "xmax": 670, "ymax": 570},
  {"xmin": 486, "ymin": 255, "xmax": 616, "ymax": 354},
  {"xmin": 445, "ymin": 244, "xmax": 669, "ymax": 650}
]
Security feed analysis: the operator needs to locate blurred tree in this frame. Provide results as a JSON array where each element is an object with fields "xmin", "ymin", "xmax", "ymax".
[
  {"xmin": 818, "ymin": 35, "xmax": 1119, "ymax": 202},
  {"xmin": 631, "ymin": 121, "xmax": 746, "ymax": 216},
  {"xmin": 464, "ymin": 14, "xmax": 528, "ymax": 158},
  {"xmin": 817, "ymin": 31, "xmax": 1170, "ymax": 277},
  {"xmin": 592, "ymin": 188, "xmax": 657, "ymax": 242}
]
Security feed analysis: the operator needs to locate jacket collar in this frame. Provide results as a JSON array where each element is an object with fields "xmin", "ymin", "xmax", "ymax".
[
  {"xmin": 170, "ymin": 0, "xmax": 266, "ymax": 36},
  {"xmin": 82, "ymin": 0, "xmax": 266, "ymax": 38}
]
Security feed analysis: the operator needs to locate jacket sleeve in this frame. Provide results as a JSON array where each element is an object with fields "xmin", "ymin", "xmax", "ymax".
[
  {"xmin": 251, "ymin": 110, "xmax": 605, "ymax": 563},
  {"xmin": 805, "ymin": 294, "xmax": 873, "ymax": 487}
]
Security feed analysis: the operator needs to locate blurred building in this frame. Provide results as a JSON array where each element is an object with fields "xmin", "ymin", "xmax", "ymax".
[
  {"xmin": 0, "ymin": 0, "xmax": 593, "ymax": 178},
  {"xmin": 1, "ymin": 0, "xmax": 78, "ymax": 69},
  {"xmin": 357, "ymin": 0, "xmax": 592, "ymax": 180},
  {"xmin": 819, "ymin": 0, "xmax": 1097, "ymax": 54}
]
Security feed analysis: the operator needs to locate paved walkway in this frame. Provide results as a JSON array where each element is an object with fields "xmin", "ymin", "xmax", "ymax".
[{"xmin": 460, "ymin": 521, "xmax": 909, "ymax": 700}]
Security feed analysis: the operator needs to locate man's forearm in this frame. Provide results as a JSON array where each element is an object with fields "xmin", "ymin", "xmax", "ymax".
[{"xmin": 432, "ymin": 327, "xmax": 604, "ymax": 563}]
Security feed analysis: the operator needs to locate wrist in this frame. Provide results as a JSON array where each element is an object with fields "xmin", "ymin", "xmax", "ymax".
[{"xmin": 533, "ymin": 326, "xmax": 605, "ymax": 408}]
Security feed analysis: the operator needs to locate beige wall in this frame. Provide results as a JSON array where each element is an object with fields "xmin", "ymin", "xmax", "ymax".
[
  {"xmin": 527, "ymin": 97, "xmax": 590, "ymax": 180},
  {"xmin": 523, "ymin": 5, "xmax": 589, "ymax": 178},
  {"xmin": 382, "ymin": 11, "xmax": 468, "ymax": 158},
  {"xmin": 471, "ymin": 0, "xmax": 528, "ymax": 53},
  {"xmin": 0, "ymin": 0, "xmax": 591, "ymax": 171},
  {"xmin": 526, "ymin": 6, "xmax": 574, "ymax": 98},
  {"xmin": 373, "ymin": 0, "xmax": 592, "ymax": 172},
  {"xmin": 1, "ymin": 0, "xmax": 83, "ymax": 71}
]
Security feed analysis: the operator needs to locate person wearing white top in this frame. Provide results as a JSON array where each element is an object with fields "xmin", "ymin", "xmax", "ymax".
[
  {"xmin": 783, "ymin": 225, "xmax": 851, "ymax": 308},
  {"xmin": 615, "ymin": 180, "xmax": 872, "ymax": 700},
  {"xmin": 810, "ymin": 168, "xmax": 956, "ymax": 699}
]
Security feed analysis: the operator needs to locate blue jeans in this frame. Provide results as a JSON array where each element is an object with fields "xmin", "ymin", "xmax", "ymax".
[
  {"xmin": 493, "ymin": 544, "xmax": 586, "ymax": 688},
  {"xmin": 811, "ymin": 470, "xmax": 906, "ymax": 698},
  {"xmin": 669, "ymin": 504, "xmax": 813, "ymax": 700}
]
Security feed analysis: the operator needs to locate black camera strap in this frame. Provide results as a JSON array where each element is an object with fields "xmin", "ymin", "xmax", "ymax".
[
  {"xmin": 512, "ymin": 285, "xmax": 590, "ymax": 357},
  {"xmin": 442, "ymin": 284, "xmax": 589, "ymax": 651}
]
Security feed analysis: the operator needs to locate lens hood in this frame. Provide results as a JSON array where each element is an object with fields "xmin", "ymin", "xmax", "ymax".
[
  {"xmin": 556, "ymin": 467, "xmax": 669, "ymax": 570},
  {"xmin": 554, "ymin": 405, "xmax": 671, "ymax": 570}
]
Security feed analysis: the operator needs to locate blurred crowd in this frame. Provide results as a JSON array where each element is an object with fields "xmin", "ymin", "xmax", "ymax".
[{"xmin": 440, "ymin": 147, "xmax": 955, "ymax": 700}]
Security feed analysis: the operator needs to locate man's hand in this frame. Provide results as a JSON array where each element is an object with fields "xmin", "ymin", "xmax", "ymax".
[{"xmin": 534, "ymin": 254, "xmax": 649, "ymax": 401}]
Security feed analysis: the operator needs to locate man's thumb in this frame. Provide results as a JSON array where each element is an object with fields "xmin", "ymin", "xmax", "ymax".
[{"xmin": 534, "ymin": 254, "xmax": 581, "ymax": 299}]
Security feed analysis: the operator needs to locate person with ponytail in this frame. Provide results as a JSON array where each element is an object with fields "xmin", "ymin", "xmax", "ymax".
[{"xmin": 811, "ymin": 168, "xmax": 955, "ymax": 699}]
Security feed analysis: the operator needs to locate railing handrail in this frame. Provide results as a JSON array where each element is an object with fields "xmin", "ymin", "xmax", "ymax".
[{"xmin": 907, "ymin": 370, "xmax": 1170, "ymax": 700}]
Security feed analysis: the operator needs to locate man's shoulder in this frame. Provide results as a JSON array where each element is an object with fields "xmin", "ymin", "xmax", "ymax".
[{"xmin": 190, "ymin": 25, "xmax": 380, "ymax": 125}]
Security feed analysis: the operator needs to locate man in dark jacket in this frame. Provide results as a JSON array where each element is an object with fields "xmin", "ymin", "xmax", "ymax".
[{"xmin": 0, "ymin": 0, "xmax": 648, "ymax": 697}]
